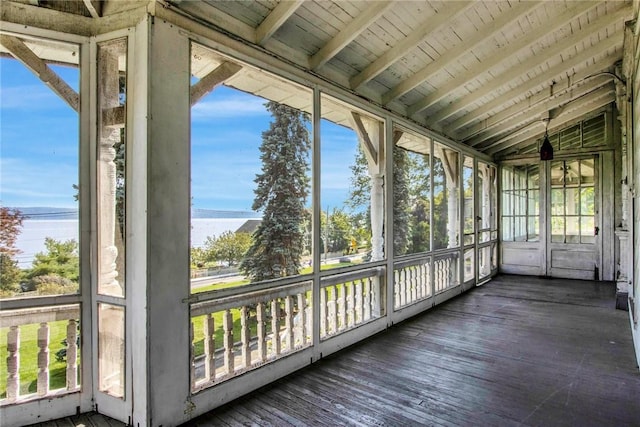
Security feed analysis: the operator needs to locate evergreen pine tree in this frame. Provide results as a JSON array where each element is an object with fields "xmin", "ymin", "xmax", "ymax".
[
  {"xmin": 392, "ymin": 147, "xmax": 411, "ymax": 255},
  {"xmin": 240, "ymin": 101, "xmax": 311, "ymax": 281}
]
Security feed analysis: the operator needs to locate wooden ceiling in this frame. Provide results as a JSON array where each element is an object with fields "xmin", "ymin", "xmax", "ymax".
[{"xmin": 5, "ymin": 0, "xmax": 635, "ymax": 157}]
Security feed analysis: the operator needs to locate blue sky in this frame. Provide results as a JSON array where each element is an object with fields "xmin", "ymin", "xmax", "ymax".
[{"xmin": 1, "ymin": 58, "xmax": 358, "ymax": 213}]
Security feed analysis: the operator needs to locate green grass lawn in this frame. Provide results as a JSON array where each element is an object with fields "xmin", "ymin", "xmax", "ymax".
[{"xmin": 0, "ymin": 320, "xmax": 77, "ymax": 398}]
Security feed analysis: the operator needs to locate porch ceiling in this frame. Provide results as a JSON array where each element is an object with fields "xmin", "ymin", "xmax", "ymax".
[{"xmin": 4, "ymin": 0, "xmax": 633, "ymax": 157}]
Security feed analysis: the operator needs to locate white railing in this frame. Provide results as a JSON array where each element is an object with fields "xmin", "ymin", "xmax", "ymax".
[
  {"xmin": 189, "ymin": 280, "xmax": 312, "ymax": 392},
  {"xmin": 1, "ymin": 304, "xmax": 80, "ymax": 405},
  {"xmin": 393, "ymin": 251, "xmax": 460, "ymax": 310},
  {"xmin": 319, "ymin": 267, "xmax": 385, "ymax": 340},
  {"xmin": 394, "ymin": 256, "xmax": 431, "ymax": 310},
  {"xmin": 434, "ymin": 251, "xmax": 460, "ymax": 294}
]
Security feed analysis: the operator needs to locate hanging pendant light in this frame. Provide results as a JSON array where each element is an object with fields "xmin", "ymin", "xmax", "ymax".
[{"xmin": 540, "ymin": 121, "xmax": 553, "ymax": 161}]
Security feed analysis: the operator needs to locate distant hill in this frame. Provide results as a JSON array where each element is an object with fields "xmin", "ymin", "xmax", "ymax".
[
  {"xmin": 191, "ymin": 209, "xmax": 260, "ymax": 219},
  {"xmin": 10, "ymin": 207, "xmax": 260, "ymax": 220},
  {"xmin": 10, "ymin": 207, "xmax": 79, "ymax": 220}
]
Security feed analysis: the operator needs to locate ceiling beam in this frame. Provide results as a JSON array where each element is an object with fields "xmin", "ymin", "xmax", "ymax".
[
  {"xmin": 486, "ymin": 85, "xmax": 615, "ymax": 156},
  {"xmin": 471, "ymin": 75, "xmax": 613, "ymax": 149},
  {"xmin": 0, "ymin": 34, "xmax": 79, "ymax": 111},
  {"xmin": 82, "ymin": 0, "xmax": 102, "ymax": 18},
  {"xmin": 446, "ymin": 36, "xmax": 622, "ymax": 139},
  {"xmin": 256, "ymin": 0, "xmax": 304, "ymax": 45},
  {"xmin": 426, "ymin": 7, "xmax": 629, "ymax": 126},
  {"xmin": 406, "ymin": 1, "xmax": 601, "ymax": 118},
  {"xmin": 382, "ymin": 1, "xmax": 541, "ymax": 105},
  {"xmin": 460, "ymin": 57, "xmax": 618, "ymax": 146},
  {"xmin": 190, "ymin": 61, "xmax": 243, "ymax": 106},
  {"xmin": 310, "ymin": 1, "xmax": 393, "ymax": 70},
  {"xmin": 349, "ymin": 1, "xmax": 474, "ymax": 90}
]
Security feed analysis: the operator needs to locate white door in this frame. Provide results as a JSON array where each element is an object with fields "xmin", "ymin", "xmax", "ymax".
[{"xmin": 546, "ymin": 155, "xmax": 601, "ymax": 280}]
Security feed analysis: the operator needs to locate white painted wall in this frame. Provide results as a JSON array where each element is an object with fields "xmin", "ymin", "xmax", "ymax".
[{"xmin": 631, "ymin": 15, "xmax": 640, "ymax": 368}]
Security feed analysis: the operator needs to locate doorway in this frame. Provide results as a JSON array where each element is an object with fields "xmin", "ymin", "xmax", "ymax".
[{"xmin": 546, "ymin": 155, "xmax": 601, "ymax": 280}]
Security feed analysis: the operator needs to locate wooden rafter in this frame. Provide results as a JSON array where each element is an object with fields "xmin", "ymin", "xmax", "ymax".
[
  {"xmin": 392, "ymin": 130, "xmax": 404, "ymax": 145},
  {"xmin": 190, "ymin": 61, "xmax": 243, "ymax": 106},
  {"xmin": 382, "ymin": 1, "xmax": 541, "ymax": 105},
  {"xmin": 0, "ymin": 34, "xmax": 79, "ymax": 111},
  {"xmin": 82, "ymin": 0, "xmax": 102, "ymax": 18},
  {"xmin": 425, "ymin": 8, "xmax": 628, "ymax": 126},
  {"xmin": 256, "ymin": 0, "xmax": 303, "ymax": 45},
  {"xmin": 407, "ymin": 1, "xmax": 602, "ymax": 118},
  {"xmin": 349, "ymin": 1, "xmax": 474, "ymax": 90},
  {"xmin": 486, "ymin": 85, "xmax": 615, "ymax": 156},
  {"xmin": 452, "ymin": 39, "xmax": 623, "ymax": 139},
  {"xmin": 310, "ymin": 2, "xmax": 393, "ymax": 70},
  {"xmin": 350, "ymin": 112, "xmax": 378, "ymax": 166},
  {"xmin": 463, "ymin": 58, "xmax": 619, "ymax": 147}
]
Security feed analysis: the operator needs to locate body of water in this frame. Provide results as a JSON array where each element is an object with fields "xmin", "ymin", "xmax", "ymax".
[{"xmin": 14, "ymin": 218, "xmax": 259, "ymax": 267}]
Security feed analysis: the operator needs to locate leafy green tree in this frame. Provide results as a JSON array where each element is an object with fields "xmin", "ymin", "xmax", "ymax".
[
  {"xmin": 327, "ymin": 209, "xmax": 352, "ymax": 253},
  {"xmin": 0, "ymin": 254, "xmax": 22, "ymax": 294},
  {"xmin": 208, "ymin": 231, "xmax": 252, "ymax": 266},
  {"xmin": 0, "ymin": 207, "xmax": 25, "ymax": 294},
  {"xmin": 28, "ymin": 238, "xmax": 79, "ymax": 284},
  {"xmin": 409, "ymin": 198, "xmax": 430, "ymax": 253},
  {"xmin": 240, "ymin": 101, "xmax": 311, "ymax": 281},
  {"xmin": 190, "ymin": 246, "xmax": 208, "ymax": 269}
]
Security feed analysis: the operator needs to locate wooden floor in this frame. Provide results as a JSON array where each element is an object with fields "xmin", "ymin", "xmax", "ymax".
[{"xmin": 31, "ymin": 275, "xmax": 640, "ymax": 427}]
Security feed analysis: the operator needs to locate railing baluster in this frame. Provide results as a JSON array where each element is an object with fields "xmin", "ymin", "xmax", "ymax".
[
  {"xmin": 329, "ymin": 285, "xmax": 337, "ymax": 336},
  {"xmin": 394, "ymin": 268, "xmax": 400, "ymax": 310},
  {"xmin": 37, "ymin": 322, "xmax": 50, "ymax": 396},
  {"xmin": 284, "ymin": 295, "xmax": 294, "ymax": 351},
  {"xmin": 363, "ymin": 278, "xmax": 371, "ymax": 321},
  {"xmin": 338, "ymin": 283, "xmax": 346, "ymax": 330},
  {"xmin": 65, "ymin": 319, "xmax": 78, "ymax": 390},
  {"xmin": 271, "ymin": 300, "xmax": 281, "ymax": 357},
  {"xmin": 190, "ymin": 321, "xmax": 196, "ymax": 389},
  {"xmin": 411, "ymin": 266, "xmax": 417, "ymax": 303},
  {"xmin": 355, "ymin": 279, "xmax": 363, "ymax": 324},
  {"xmin": 257, "ymin": 302, "xmax": 266, "ymax": 362},
  {"xmin": 297, "ymin": 293, "xmax": 306, "ymax": 346},
  {"xmin": 320, "ymin": 287, "xmax": 327, "ymax": 338},
  {"xmin": 347, "ymin": 282, "xmax": 355, "ymax": 327},
  {"xmin": 204, "ymin": 313, "xmax": 215, "ymax": 382},
  {"xmin": 6, "ymin": 325, "xmax": 20, "ymax": 402},
  {"xmin": 223, "ymin": 309, "xmax": 234, "ymax": 374},
  {"xmin": 240, "ymin": 306, "xmax": 251, "ymax": 368},
  {"xmin": 400, "ymin": 268, "xmax": 406, "ymax": 307}
]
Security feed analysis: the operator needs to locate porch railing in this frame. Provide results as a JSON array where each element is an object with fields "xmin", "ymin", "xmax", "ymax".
[
  {"xmin": 0, "ymin": 304, "xmax": 81, "ymax": 405},
  {"xmin": 394, "ymin": 251, "xmax": 460, "ymax": 310},
  {"xmin": 189, "ymin": 280, "xmax": 312, "ymax": 392},
  {"xmin": 319, "ymin": 266, "xmax": 385, "ymax": 340}
]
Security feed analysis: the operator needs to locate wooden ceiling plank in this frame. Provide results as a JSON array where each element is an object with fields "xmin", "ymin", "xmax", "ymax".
[
  {"xmin": 470, "ymin": 75, "xmax": 613, "ymax": 148},
  {"xmin": 82, "ymin": 0, "xmax": 102, "ymax": 18},
  {"xmin": 407, "ymin": 1, "xmax": 602, "ymax": 117},
  {"xmin": 0, "ymin": 34, "xmax": 79, "ymax": 111},
  {"xmin": 486, "ymin": 86, "xmax": 615, "ymax": 155},
  {"xmin": 464, "ymin": 70, "xmax": 613, "ymax": 148},
  {"xmin": 455, "ymin": 39, "xmax": 622, "ymax": 142},
  {"xmin": 256, "ymin": 0, "xmax": 304, "ymax": 45},
  {"xmin": 349, "ymin": 1, "xmax": 474, "ymax": 90},
  {"xmin": 427, "ymin": 10, "xmax": 627, "ymax": 126},
  {"xmin": 382, "ymin": 1, "xmax": 541, "ymax": 105},
  {"xmin": 310, "ymin": 1, "xmax": 393, "ymax": 70},
  {"xmin": 190, "ymin": 61, "xmax": 243, "ymax": 106}
]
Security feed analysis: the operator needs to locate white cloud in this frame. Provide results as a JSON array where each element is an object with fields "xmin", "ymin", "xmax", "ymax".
[
  {"xmin": 0, "ymin": 85, "xmax": 63, "ymax": 110},
  {"xmin": 191, "ymin": 97, "xmax": 267, "ymax": 120}
]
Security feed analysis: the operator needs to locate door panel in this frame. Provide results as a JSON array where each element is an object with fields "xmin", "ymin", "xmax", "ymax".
[{"xmin": 547, "ymin": 156, "xmax": 600, "ymax": 280}]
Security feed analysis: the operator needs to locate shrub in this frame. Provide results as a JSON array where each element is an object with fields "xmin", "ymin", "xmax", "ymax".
[{"xmin": 30, "ymin": 275, "xmax": 78, "ymax": 295}]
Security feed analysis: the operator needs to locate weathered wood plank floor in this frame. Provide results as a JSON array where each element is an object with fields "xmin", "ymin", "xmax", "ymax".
[
  {"xmin": 31, "ymin": 275, "xmax": 640, "ymax": 426},
  {"xmin": 188, "ymin": 275, "xmax": 640, "ymax": 427}
]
